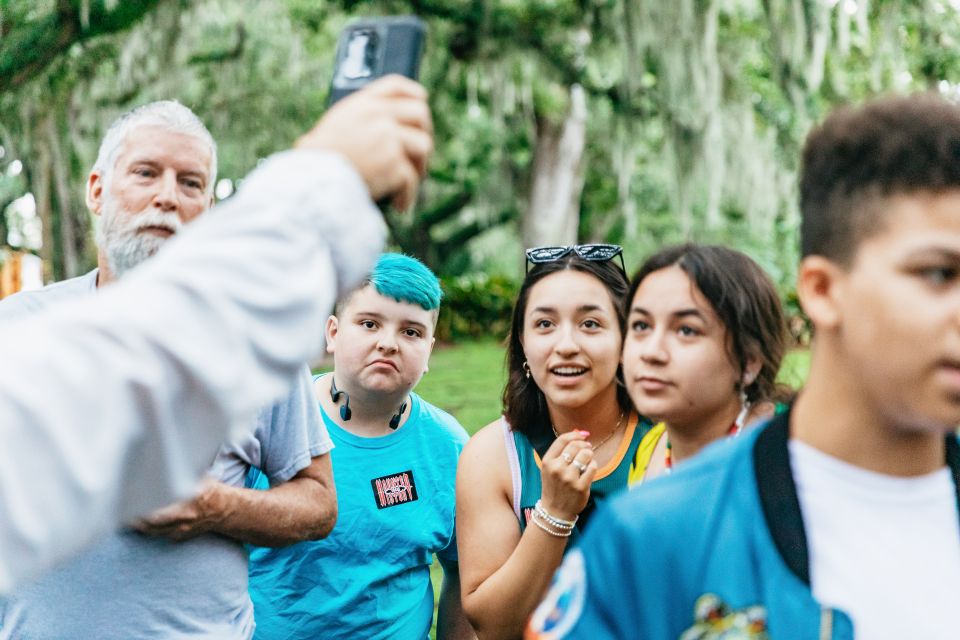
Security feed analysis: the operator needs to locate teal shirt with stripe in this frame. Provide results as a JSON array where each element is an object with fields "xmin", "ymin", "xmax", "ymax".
[{"xmin": 513, "ymin": 416, "xmax": 650, "ymax": 541}]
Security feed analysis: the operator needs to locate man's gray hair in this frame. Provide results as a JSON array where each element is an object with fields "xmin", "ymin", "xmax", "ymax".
[{"xmin": 93, "ymin": 100, "xmax": 218, "ymax": 197}]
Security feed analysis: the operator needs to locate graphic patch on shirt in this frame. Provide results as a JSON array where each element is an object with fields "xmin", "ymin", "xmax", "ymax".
[
  {"xmin": 525, "ymin": 548, "xmax": 586, "ymax": 639},
  {"xmin": 371, "ymin": 470, "xmax": 419, "ymax": 509},
  {"xmin": 679, "ymin": 594, "xmax": 768, "ymax": 640}
]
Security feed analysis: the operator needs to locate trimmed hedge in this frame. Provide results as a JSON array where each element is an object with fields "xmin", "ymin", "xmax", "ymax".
[
  {"xmin": 436, "ymin": 273, "xmax": 518, "ymax": 342},
  {"xmin": 434, "ymin": 272, "xmax": 810, "ymax": 349}
]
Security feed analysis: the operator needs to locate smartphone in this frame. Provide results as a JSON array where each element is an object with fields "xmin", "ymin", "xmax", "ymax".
[{"xmin": 328, "ymin": 16, "xmax": 426, "ymax": 105}]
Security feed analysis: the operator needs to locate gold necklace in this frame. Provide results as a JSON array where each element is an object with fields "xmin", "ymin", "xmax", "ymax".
[{"xmin": 552, "ymin": 411, "xmax": 626, "ymax": 451}]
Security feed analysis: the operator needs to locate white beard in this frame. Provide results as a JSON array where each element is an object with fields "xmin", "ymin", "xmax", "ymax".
[{"xmin": 96, "ymin": 199, "xmax": 184, "ymax": 279}]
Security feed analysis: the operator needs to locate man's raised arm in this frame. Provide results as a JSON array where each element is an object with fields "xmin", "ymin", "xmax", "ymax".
[{"xmin": 0, "ymin": 76, "xmax": 432, "ymax": 593}]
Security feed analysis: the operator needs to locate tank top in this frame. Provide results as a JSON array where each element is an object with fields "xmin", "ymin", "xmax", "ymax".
[
  {"xmin": 500, "ymin": 413, "xmax": 650, "ymax": 541},
  {"xmin": 627, "ymin": 405, "xmax": 790, "ymax": 487},
  {"xmin": 627, "ymin": 422, "xmax": 666, "ymax": 487}
]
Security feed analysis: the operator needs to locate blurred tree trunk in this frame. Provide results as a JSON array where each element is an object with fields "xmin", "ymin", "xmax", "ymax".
[
  {"xmin": 32, "ymin": 130, "xmax": 57, "ymax": 281},
  {"xmin": 0, "ymin": 201, "xmax": 9, "ymax": 248},
  {"xmin": 46, "ymin": 111, "xmax": 81, "ymax": 278},
  {"xmin": 523, "ymin": 84, "xmax": 586, "ymax": 248}
]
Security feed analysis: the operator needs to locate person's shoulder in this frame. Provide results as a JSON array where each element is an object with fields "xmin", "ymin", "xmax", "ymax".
[
  {"xmin": 457, "ymin": 418, "xmax": 513, "ymax": 485},
  {"xmin": 0, "ymin": 288, "xmax": 43, "ymax": 320},
  {"xmin": 460, "ymin": 417, "xmax": 507, "ymax": 456},
  {"xmin": 457, "ymin": 418, "xmax": 513, "ymax": 499},
  {"xmin": 411, "ymin": 393, "xmax": 470, "ymax": 445},
  {"xmin": 605, "ymin": 426, "xmax": 759, "ymax": 536},
  {"xmin": 0, "ymin": 271, "xmax": 96, "ymax": 319},
  {"xmin": 258, "ymin": 366, "xmax": 319, "ymax": 421}
]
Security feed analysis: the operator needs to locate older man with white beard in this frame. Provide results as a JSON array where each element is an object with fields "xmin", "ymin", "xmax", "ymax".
[{"xmin": 0, "ymin": 101, "xmax": 337, "ymax": 639}]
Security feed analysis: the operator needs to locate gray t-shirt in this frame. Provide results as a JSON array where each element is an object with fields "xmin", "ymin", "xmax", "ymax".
[{"xmin": 0, "ymin": 270, "xmax": 331, "ymax": 639}]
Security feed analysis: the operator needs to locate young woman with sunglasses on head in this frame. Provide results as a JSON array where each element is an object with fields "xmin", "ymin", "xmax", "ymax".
[
  {"xmin": 456, "ymin": 245, "xmax": 648, "ymax": 639},
  {"xmin": 623, "ymin": 244, "xmax": 790, "ymax": 486}
]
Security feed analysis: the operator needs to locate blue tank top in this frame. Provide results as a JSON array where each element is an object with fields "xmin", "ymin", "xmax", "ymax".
[{"xmin": 501, "ymin": 413, "xmax": 650, "ymax": 542}]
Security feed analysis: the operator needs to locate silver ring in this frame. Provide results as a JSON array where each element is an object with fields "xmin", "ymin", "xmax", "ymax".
[
  {"xmin": 572, "ymin": 460, "xmax": 587, "ymax": 475},
  {"xmin": 561, "ymin": 453, "xmax": 573, "ymax": 463}
]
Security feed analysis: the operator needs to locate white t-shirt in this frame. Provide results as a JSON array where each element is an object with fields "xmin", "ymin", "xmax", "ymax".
[{"xmin": 790, "ymin": 439, "xmax": 960, "ymax": 639}]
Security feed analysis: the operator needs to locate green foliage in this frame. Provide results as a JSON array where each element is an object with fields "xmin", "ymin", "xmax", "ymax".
[
  {"xmin": 435, "ymin": 273, "xmax": 518, "ymax": 342},
  {"xmin": 782, "ymin": 288, "xmax": 812, "ymax": 347},
  {"xmin": 8, "ymin": 0, "xmax": 960, "ymax": 296},
  {"xmin": 416, "ymin": 339, "xmax": 508, "ymax": 432},
  {"xmin": 778, "ymin": 348, "xmax": 811, "ymax": 391}
]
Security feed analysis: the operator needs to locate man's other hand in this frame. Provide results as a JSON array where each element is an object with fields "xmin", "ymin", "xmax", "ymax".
[
  {"xmin": 296, "ymin": 75, "xmax": 434, "ymax": 211},
  {"xmin": 132, "ymin": 478, "xmax": 229, "ymax": 542}
]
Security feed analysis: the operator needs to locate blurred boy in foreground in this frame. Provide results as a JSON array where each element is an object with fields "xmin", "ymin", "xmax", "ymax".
[{"xmin": 529, "ymin": 94, "xmax": 960, "ymax": 639}]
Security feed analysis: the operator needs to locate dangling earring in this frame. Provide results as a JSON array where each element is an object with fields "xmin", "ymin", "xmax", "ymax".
[
  {"xmin": 734, "ymin": 372, "xmax": 754, "ymax": 434},
  {"xmin": 523, "ymin": 361, "xmax": 531, "ymax": 379},
  {"xmin": 733, "ymin": 390, "xmax": 750, "ymax": 432}
]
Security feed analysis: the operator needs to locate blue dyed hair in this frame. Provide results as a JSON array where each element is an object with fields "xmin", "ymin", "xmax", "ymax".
[{"xmin": 367, "ymin": 253, "xmax": 442, "ymax": 311}]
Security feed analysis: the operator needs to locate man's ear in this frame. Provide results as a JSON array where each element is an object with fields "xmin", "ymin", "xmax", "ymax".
[
  {"xmin": 324, "ymin": 315, "xmax": 339, "ymax": 354},
  {"xmin": 86, "ymin": 171, "xmax": 105, "ymax": 215},
  {"xmin": 797, "ymin": 255, "xmax": 844, "ymax": 332}
]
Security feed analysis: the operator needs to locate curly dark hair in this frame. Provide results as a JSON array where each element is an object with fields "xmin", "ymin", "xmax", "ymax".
[
  {"xmin": 801, "ymin": 93, "xmax": 960, "ymax": 264},
  {"xmin": 502, "ymin": 254, "xmax": 633, "ymax": 440},
  {"xmin": 627, "ymin": 244, "xmax": 789, "ymax": 405}
]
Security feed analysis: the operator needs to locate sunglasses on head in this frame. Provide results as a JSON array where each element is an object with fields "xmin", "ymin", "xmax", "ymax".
[{"xmin": 524, "ymin": 244, "xmax": 625, "ymax": 274}]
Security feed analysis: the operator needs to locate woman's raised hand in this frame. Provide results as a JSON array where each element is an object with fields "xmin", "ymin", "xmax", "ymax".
[{"xmin": 539, "ymin": 430, "xmax": 598, "ymax": 522}]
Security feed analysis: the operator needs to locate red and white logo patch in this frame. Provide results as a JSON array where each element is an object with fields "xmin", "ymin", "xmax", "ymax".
[{"xmin": 370, "ymin": 470, "xmax": 419, "ymax": 509}]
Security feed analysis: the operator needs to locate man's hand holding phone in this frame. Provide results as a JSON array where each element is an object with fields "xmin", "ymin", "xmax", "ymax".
[{"xmin": 294, "ymin": 75, "xmax": 433, "ymax": 211}]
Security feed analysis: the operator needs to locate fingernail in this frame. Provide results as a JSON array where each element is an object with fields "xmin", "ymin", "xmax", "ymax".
[{"xmin": 578, "ymin": 430, "xmax": 590, "ymax": 437}]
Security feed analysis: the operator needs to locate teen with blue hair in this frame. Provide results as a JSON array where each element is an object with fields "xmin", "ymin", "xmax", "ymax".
[{"xmin": 246, "ymin": 253, "xmax": 474, "ymax": 640}]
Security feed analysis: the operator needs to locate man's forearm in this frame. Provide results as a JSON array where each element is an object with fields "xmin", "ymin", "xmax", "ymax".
[{"xmin": 209, "ymin": 479, "xmax": 337, "ymax": 547}]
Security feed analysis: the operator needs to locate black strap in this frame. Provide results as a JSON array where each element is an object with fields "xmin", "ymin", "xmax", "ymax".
[
  {"xmin": 753, "ymin": 407, "xmax": 811, "ymax": 585},
  {"xmin": 754, "ymin": 407, "xmax": 960, "ymax": 587},
  {"xmin": 946, "ymin": 435, "xmax": 960, "ymax": 530}
]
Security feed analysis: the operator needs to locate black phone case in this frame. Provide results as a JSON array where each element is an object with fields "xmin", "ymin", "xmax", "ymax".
[{"xmin": 328, "ymin": 16, "xmax": 426, "ymax": 105}]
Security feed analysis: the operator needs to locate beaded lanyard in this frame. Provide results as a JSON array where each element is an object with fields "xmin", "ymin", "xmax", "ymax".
[{"xmin": 664, "ymin": 403, "xmax": 749, "ymax": 474}]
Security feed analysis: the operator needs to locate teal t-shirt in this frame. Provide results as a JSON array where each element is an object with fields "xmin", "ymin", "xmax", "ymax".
[{"xmin": 246, "ymin": 384, "xmax": 468, "ymax": 640}]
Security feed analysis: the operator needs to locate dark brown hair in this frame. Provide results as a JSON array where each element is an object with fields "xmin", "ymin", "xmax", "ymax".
[
  {"xmin": 801, "ymin": 93, "xmax": 960, "ymax": 264},
  {"xmin": 503, "ymin": 254, "xmax": 632, "ymax": 439},
  {"xmin": 628, "ymin": 244, "xmax": 788, "ymax": 404}
]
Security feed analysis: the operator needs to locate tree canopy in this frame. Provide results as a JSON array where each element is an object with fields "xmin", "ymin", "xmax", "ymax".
[{"xmin": 3, "ymin": 0, "xmax": 960, "ymax": 288}]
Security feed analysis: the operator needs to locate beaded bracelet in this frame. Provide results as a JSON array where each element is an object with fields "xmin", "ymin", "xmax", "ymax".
[
  {"xmin": 534, "ymin": 502, "xmax": 576, "ymax": 530},
  {"xmin": 530, "ymin": 510, "xmax": 573, "ymax": 538},
  {"xmin": 534, "ymin": 507, "xmax": 576, "ymax": 532},
  {"xmin": 534, "ymin": 500, "xmax": 577, "ymax": 530}
]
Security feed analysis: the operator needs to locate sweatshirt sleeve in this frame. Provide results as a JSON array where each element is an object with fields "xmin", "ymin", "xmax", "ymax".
[{"xmin": 0, "ymin": 149, "xmax": 384, "ymax": 594}]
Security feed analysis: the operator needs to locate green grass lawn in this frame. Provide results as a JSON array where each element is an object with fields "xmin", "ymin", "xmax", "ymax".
[
  {"xmin": 414, "ymin": 339, "xmax": 508, "ymax": 436},
  {"xmin": 416, "ymin": 341, "xmax": 507, "ymax": 639}
]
